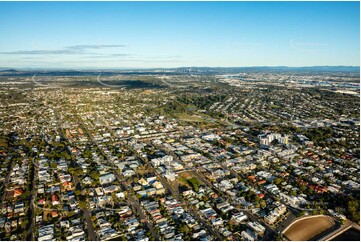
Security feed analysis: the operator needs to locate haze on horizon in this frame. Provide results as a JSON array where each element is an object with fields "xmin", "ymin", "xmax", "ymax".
[{"xmin": 0, "ymin": 1, "xmax": 359, "ymax": 69}]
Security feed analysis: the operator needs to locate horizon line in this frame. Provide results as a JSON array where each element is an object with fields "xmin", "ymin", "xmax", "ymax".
[{"xmin": 1, "ymin": 65, "xmax": 360, "ymax": 71}]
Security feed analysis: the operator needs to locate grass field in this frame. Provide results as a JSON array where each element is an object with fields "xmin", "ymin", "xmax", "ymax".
[
  {"xmin": 174, "ymin": 112, "xmax": 204, "ymax": 122},
  {"xmin": 283, "ymin": 216, "xmax": 336, "ymax": 241},
  {"xmin": 177, "ymin": 171, "xmax": 193, "ymax": 179},
  {"xmin": 176, "ymin": 171, "xmax": 202, "ymax": 191},
  {"xmin": 177, "ymin": 171, "xmax": 195, "ymax": 188}
]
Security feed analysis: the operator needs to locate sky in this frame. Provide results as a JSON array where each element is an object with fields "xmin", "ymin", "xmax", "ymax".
[{"xmin": 0, "ymin": 1, "xmax": 359, "ymax": 69}]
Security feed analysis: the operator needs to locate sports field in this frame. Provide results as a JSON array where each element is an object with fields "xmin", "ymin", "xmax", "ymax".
[{"xmin": 283, "ymin": 216, "xmax": 336, "ymax": 241}]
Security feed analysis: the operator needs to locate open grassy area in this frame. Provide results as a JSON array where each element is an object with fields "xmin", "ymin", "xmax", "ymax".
[
  {"xmin": 177, "ymin": 171, "xmax": 194, "ymax": 188},
  {"xmin": 174, "ymin": 112, "xmax": 204, "ymax": 122},
  {"xmin": 176, "ymin": 171, "xmax": 202, "ymax": 191}
]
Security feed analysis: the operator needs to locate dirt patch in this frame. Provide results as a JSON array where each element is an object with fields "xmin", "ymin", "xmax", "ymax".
[
  {"xmin": 177, "ymin": 171, "xmax": 193, "ymax": 188},
  {"xmin": 283, "ymin": 216, "xmax": 336, "ymax": 241},
  {"xmin": 177, "ymin": 171, "xmax": 193, "ymax": 179}
]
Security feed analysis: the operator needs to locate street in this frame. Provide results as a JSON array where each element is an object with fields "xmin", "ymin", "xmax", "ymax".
[{"xmin": 55, "ymin": 109, "xmax": 98, "ymax": 241}]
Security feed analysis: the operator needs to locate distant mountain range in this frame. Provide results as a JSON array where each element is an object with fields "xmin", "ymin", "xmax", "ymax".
[
  {"xmin": 0, "ymin": 66, "xmax": 359, "ymax": 76},
  {"xmin": 173, "ymin": 66, "xmax": 360, "ymax": 73},
  {"xmin": 0, "ymin": 69, "xmax": 18, "ymax": 72}
]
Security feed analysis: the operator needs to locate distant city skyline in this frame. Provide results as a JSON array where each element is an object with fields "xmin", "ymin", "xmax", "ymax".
[{"xmin": 0, "ymin": 1, "xmax": 359, "ymax": 68}]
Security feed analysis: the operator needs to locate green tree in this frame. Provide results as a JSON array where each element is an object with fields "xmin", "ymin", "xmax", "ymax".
[
  {"xmin": 179, "ymin": 224, "xmax": 190, "ymax": 234},
  {"xmin": 299, "ymin": 185, "xmax": 307, "ymax": 192},
  {"xmin": 260, "ymin": 200, "xmax": 267, "ymax": 208},
  {"xmin": 289, "ymin": 190, "xmax": 297, "ymax": 196},
  {"xmin": 50, "ymin": 162, "xmax": 57, "ymax": 169},
  {"xmin": 274, "ymin": 178, "xmax": 282, "ymax": 185},
  {"xmin": 89, "ymin": 170, "xmax": 99, "ymax": 180},
  {"xmin": 347, "ymin": 200, "xmax": 360, "ymax": 223},
  {"xmin": 74, "ymin": 189, "xmax": 81, "ymax": 196}
]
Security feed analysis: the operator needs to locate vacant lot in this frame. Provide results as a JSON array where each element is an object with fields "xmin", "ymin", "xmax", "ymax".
[
  {"xmin": 174, "ymin": 112, "xmax": 204, "ymax": 122},
  {"xmin": 177, "ymin": 171, "xmax": 202, "ymax": 191},
  {"xmin": 283, "ymin": 216, "xmax": 336, "ymax": 241}
]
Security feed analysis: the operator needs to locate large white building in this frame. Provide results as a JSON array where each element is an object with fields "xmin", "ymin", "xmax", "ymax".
[
  {"xmin": 259, "ymin": 133, "xmax": 289, "ymax": 145},
  {"xmin": 99, "ymin": 173, "xmax": 116, "ymax": 185}
]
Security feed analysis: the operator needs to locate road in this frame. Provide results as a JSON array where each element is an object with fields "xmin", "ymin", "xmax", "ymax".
[
  {"xmin": 75, "ymin": 114, "xmax": 159, "ymax": 240},
  {"xmin": 151, "ymin": 143, "xmax": 225, "ymax": 240},
  {"xmin": 110, "ymin": 167, "xmax": 160, "ymax": 241},
  {"xmin": 0, "ymin": 161, "xmax": 13, "ymax": 208},
  {"xmin": 157, "ymin": 141, "xmax": 280, "ymax": 240},
  {"xmin": 155, "ymin": 170, "xmax": 224, "ymax": 241},
  {"xmin": 274, "ymin": 209, "xmax": 297, "ymax": 233},
  {"xmin": 73, "ymin": 113, "xmax": 290, "ymax": 241},
  {"xmin": 72, "ymin": 172, "xmax": 98, "ymax": 241},
  {"xmin": 190, "ymin": 167, "xmax": 277, "ymax": 239},
  {"xmin": 127, "ymin": 194, "xmax": 159, "ymax": 240},
  {"xmin": 130, "ymin": 142, "xmax": 224, "ymax": 240},
  {"xmin": 26, "ymin": 157, "xmax": 37, "ymax": 241},
  {"xmin": 54, "ymin": 108, "xmax": 98, "ymax": 241}
]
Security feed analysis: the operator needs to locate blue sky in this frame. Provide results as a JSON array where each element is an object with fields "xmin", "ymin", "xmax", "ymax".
[{"xmin": 0, "ymin": 1, "xmax": 359, "ymax": 69}]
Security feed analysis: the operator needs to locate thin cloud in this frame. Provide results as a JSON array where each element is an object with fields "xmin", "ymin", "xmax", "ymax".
[
  {"xmin": 290, "ymin": 39, "xmax": 328, "ymax": 52},
  {"xmin": 0, "ymin": 50, "xmax": 76, "ymax": 55},
  {"xmin": 67, "ymin": 44, "xmax": 126, "ymax": 50},
  {"xmin": 78, "ymin": 59, "xmax": 184, "ymax": 63},
  {"xmin": 138, "ymin": 60, "xmax": 185, "ymax": 63},
  {"xmin": 0, "ymin": 44, "xmax": 127, "ymax": 55},
  {"xmin": 109, "ymin": 53, "xmax": 131, "ymax": 57},
  {"xmin": 80, "ymin": 54, "xmax": 131, "ymax": 59}
]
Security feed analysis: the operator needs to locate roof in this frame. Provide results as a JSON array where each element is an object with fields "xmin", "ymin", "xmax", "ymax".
[
  {"xmin": 14, "ymin": 188, "xmax": 23, "ymax": 196},
  {"xmin": 52, "ymin": 194, "xmax": 59, "ymax": 202},
  {"xmin": 257, "ymin": 193, "xmax": 265, "ymax": 198}
]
